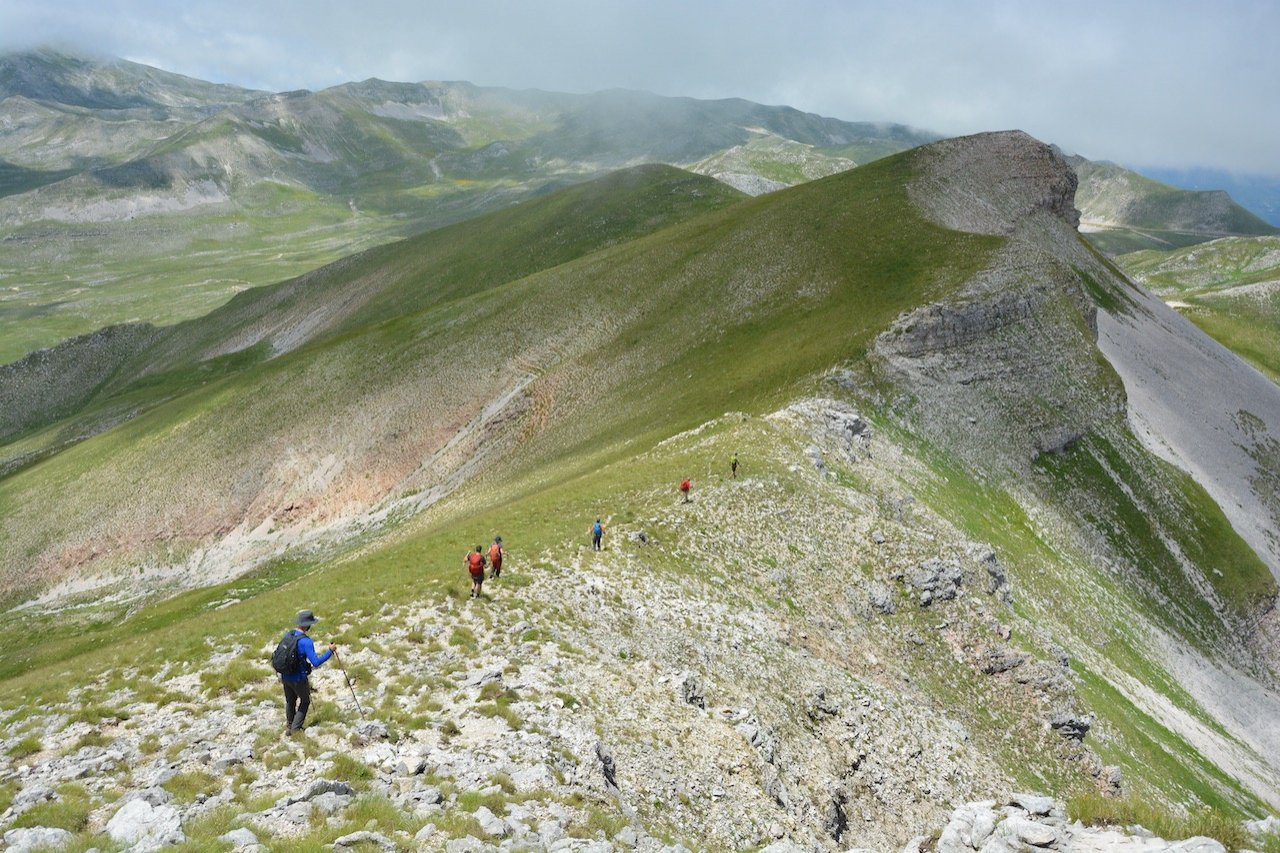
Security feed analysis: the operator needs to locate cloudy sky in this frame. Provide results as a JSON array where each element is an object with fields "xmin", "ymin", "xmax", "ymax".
[{"xmin": 2, "ymin": 0, "xmax": 1277, "ymax": 176}]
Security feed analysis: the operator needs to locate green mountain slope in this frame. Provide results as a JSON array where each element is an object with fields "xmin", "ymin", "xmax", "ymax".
[
  {"xmin": 2, "ymin": 133, "xmax": 1278, "ymax": 849},
  {"xmin": 0, "ymin": 49, "xmax": 937, "ymax": 364},
  {"xmin": 1070, "ymin": 156, "xmax": 1279, "ymax": 254}
]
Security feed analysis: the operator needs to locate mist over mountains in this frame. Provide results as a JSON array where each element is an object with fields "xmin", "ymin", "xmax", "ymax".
[{"xmin": 1, "ymin": 48, "xmax": 1275, "ymax": 365}]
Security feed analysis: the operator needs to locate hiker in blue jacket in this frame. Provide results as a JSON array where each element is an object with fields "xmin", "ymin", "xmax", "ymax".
[{"xmin": 278, "ymin": 610, "xmax": 336, "ymax": 737}]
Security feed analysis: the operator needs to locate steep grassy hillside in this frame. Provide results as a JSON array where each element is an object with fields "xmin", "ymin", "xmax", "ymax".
[
  {"xmin": 1, "ymin": 133, "xmax": 1277, "ymax": 849},
  {"xmin": 1116, "ymin": 236, "xmax": 1280, "ymax": 383},
  {"xmin": 1071, "ymin": 157, "xmax": 1278, "ymax": 254},
  {"xmin": 0, "ymin": 152, "xmax": 995, "ymax": 608}
]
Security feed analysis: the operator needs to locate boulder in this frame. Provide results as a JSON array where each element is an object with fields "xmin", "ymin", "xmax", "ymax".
[
  {"xmin": 868, "ymin": 583, "xmax": 896, "ymax": 614},
  {"xmin": 906, "ymin": 559, "xmax": 963, "ymax": 603},
  {"xmin": 1050, "ymin": 712, "xmax": 1092, "ymax": 740},
  {"xmin": 475, "ymin": 805, "xmax": 510, "ymax": 837},
  {"xmin": 105, "ymin": 798, "xmax": 184, "ymax": 851},
  {"xmin": 3, "ymin": 827, "xmax": 75, "ymax": 853},
  {"xmin": 333, "ymin": 830, "xmax": 397, "ymax": 850},
  {"xmin": 978, "ymin": 647, "xmax": 1029, "ymax": 675},
  {"xmin": 678, "ymin": 671, "xmax": 705, "ymax": 709},
  {"xmin": 218, "ymin": 827, "xmax": 261, "ymax": 849},
  {"xmin": 1009, "ymin": 792, "xmax": 1056, "ymax": 816},
  {"xmin": 355, "ymin": 720, "xmax": 389, "ymax": 742}
]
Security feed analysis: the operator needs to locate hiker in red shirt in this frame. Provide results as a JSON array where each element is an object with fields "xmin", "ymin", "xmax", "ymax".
[
  {"xmin": 466, "ymin": 545, "xmax": 488, "ymax": 598},
  {"xmin": 488, "ymin": 536, "xmax": 505, "ymax": 579},
  {"xmin": 680, "ymin": 478, "xmax": 691, "ymax": 503}
]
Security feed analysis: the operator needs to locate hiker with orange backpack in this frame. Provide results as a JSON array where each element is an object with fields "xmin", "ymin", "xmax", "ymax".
[
  {"xmin": 488, "ymin": 536, "xmax": 505, "ymax": 579},
  {"xmin": 680, "ymin": 478, "xmax": 692, "ymax": 503},
  {"xmin": 466, "ymin": 545, "xmax": 488, "ymax": 598}
]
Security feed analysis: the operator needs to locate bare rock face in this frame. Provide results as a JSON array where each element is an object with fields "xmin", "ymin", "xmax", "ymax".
[
  {"xmin": 0, "ymin": 321, "xmax": 161, "ymax": 445},
  {"xmin": 873, "ymin": 130, "xmax": 1126, "ymax": 471},
  {"xmin": 908, "ymin": 130, "xmax": 1081, "ymax": 236}
]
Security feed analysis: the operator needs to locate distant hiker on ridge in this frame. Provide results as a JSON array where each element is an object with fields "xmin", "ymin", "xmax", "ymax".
[
  {"xmin": 272, "ymin": 609, "xmax": 336, "ymax": 738},
  {"xmin": 730, "ymin": 453, "xmax": 738, "ymax": 479},
  {"xmin": 591, "ymin": 518, "xmax": 605, "ymax": 551},
  {"xmin": 466, "ymin": 545, "xmax": 488, "ymax": 598},
  {"xmin": 680, "ymin": 478, "xmax": 692, "ymax": 503},
  {"xmin": 489, "ymin": 536, "xmax": 506, "ymax": 579}
]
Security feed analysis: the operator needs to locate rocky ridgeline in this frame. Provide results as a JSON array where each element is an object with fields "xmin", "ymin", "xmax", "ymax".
[{"xmin": 1, "ymin": 401, "xmax": 1274, "ymax": 851}]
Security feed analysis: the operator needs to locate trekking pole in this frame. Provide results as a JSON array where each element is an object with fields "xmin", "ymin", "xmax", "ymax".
[{"xmin": 332, "ymin": 648, "xmax": 367, "ymax": 719}]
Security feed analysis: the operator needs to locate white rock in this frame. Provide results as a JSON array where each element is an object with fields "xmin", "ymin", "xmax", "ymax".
[
  {"xmin": 1246, "ymin": 815, "xmax": 1280, "ymax": 835},
  {"xmin": 105, "ymin": 798, "xmax": 185, "ymax": 851},
  {"xmin": 3, "ymin": 827, "xmax": 75, "ymax": 853},
  {"xmin": 1168, "ymin": 839, "xmax": 1227, "ymax": 853},
  {"xmin": 333, "ymin": 830, "xmax": 397, "ymax": 850},
  {"xmin": 1009, "ymin": 792, "xmax": 1056, "ymax": 817},
  {"xmin": 475, "ymin": 805, "xmax": 510, "ymax": 837},
  {"xmin": 218, "ymin": 827, "xmax": 260, "ymax": 849},
  {"xmin": 512, "ymin": 764, "xmax": 555, "ymax": 791}
]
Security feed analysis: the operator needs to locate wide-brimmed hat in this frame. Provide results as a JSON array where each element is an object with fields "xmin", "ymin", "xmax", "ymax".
[{"xmin": 295, "ymin": 610, "xmax": 320, "ymax": 627}]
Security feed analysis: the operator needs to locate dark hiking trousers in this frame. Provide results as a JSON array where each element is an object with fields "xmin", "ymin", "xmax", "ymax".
[{"xmin": 282, "ymin": 678, "xmax": 311, "ymax": 732}]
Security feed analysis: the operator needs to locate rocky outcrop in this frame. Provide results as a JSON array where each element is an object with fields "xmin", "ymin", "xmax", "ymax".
[
  {"xmin": 873, "ymin": 131, "xmax": 1127, "ymax": 471},
  {"xmin": 908, "ymin": 130, "xmax": 1080, "ymax": 237},
  {"xmin": 907, "ymin": 795, "xmax": 1234, "ymax": 853}
]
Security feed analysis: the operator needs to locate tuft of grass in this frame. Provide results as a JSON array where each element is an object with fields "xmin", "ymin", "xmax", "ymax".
[
  {"xmin": 8, "ymin": 734, "xmax": 42, "ymax": 758},
  {"xmin": 567, "ymin": 806, "xmax": 630, "ymax": 839},
  {"xmin": 66, "ymin": 705, "xmax": 129, "ymax": 726},
  {"xmin": 457, "ymin": 789, "xmax": 510, "ymax": 815},
  {"xmin": 200, "ymin": 658, "xmax": 269, "ymax": 697},
  {"xmin": 1068, "ymin": 792, "xmax": 1250, "ymax": 851},
  {"xmin": 448, "ymin": 626, "xmax": 478, "ymax": 652},
  {"xmin": 12, "ymin": 783, "xmax": 93, "ymax": 832},
  {"xmin": 162, "ymin": 770, "xmax": 224, "ymax": 805},
  {"xmin": 181, "ymin": 804, "xmax": 243, "ymax": 846},
  {"xmin": 330, "ymin": 752, "xmax": 374, "ymax": 786},
  {"xmin": 70, "ymin": 731, "xmax": 114, "ymax": 751}
]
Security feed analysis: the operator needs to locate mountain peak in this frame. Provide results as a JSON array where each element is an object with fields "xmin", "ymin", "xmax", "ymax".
[
  {"xmin": 908, "ymin": 129, "xmax": 1081, "ymax": 236},
  {"xmin": 0, "ymin": 45, "xmax": 261, "ymax": 113}
]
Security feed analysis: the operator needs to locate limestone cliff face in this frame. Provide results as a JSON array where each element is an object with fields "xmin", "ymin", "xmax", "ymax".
[
  {"xmin": 907, "ymin": 130, "xmax": 1081, "ymax": 237},
  {"xmin": 873, "ymin": 131, "xmax": 1123, "ymax": 467}
]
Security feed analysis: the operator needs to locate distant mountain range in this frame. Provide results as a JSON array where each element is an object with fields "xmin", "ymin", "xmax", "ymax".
[
  {"xmin": 1068, "ymin": 155, "xmax": 1278, "ymax": 254},
  {"xmin": 0, "ymin": 47, "xmax": 1275, "ymax": 365},
  {"xmin": 1142, "ymin": 166, "xmax": 1280, "ymax": 228}
]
